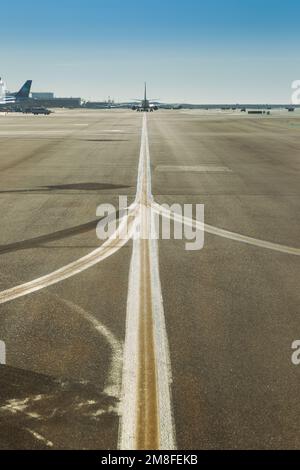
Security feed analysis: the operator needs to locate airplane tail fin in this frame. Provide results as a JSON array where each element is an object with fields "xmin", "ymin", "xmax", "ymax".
[{"xmin": 15, "ymin": 80, "xmax": 32, "ymax": 98}]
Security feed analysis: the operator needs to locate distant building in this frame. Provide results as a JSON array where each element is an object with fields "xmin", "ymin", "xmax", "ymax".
[
  {"xmin": 31, "ymin": 92, "xmax": 54, "ymax": 100},
  {"xmin": 30, "ymin": 97, "xmax": 82, "ymax": 108}
]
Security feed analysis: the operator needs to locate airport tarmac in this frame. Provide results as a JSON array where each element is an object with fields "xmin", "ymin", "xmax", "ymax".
[{"xmin": 0, "ymin": 108, "xmax": 299, "ymax": 449}]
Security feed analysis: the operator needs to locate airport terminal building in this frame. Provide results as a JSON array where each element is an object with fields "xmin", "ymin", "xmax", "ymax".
[{"xmin": 30, "ymin": 92, "xmax": 82, "ymax": 108}]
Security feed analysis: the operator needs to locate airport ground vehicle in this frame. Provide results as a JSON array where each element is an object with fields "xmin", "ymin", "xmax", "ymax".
[{"xmin": 24, "ymin": 107, "xmax": 52, "ymax": 115}]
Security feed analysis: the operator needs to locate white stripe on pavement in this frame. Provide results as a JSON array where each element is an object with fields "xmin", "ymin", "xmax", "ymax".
[
  {"xmin": 152, "ymin": 202, "xmax": 300, "ymax": 256},
  {"xmin": 119, "ymin": 114, "xmax": 176, "ymax": 450},
  {"xmin": 0, "ymin": 207, "xmax": 138, "ymax": 305}
]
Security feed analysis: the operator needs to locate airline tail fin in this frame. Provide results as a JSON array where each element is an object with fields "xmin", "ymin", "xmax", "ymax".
[{"xmin": 15, "ymin": 80, "xmax": 32, "ymax": 98}]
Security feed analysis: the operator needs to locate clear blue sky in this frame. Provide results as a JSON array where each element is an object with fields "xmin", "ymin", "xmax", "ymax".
[{"xmin": 2, "ymin": 0, "xmax": 300, "ymax": 102}]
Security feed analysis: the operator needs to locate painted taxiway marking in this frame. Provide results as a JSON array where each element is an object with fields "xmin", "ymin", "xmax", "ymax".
[
  {"xmin": 119, "ymin": 114, "xmax": 175, "ymax": 450},
  {"xmin": 0, "ymin": 340, "xmax": 5, "ymax": 364},
  {"xmin": 25, "ymin": 428, "xmax": 54, "ymax": 448},
  {"xmin": 0, "ymin": 111, "xmax": 298, "ymax": 451},
  {"xmin": 1, "ymin": 115, "xmax": 298, "ymax": 306},
  {"xmin": 156, "ymin": 164, "xmax": 232, "ymax": 173},
  {"xmin": 0, "ymin": 130, "xmax": 71, "ymax": 135},
  {"xmin": 59, "ymin": 296, "xmax": 123, "ymax": 400},
  {"xmin": 0, "ymin": 208, "xmax": 137, "ymax": 305},
  {"xmin": 0, "ymin": 116, "xmax": 177, "ymax": 449},
  {"xmin": 152, "ymin": 202, "xmax": 300, "ymax": 256}
]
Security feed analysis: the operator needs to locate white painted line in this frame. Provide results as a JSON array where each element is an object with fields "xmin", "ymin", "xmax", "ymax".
[
  {"xmin": 0, "ymin": 130, "xmax": 71, "ymax": 135},
  {"xmin": 0, "ymin": 340, "xmax": 5, "ymax": 364},
  {"xmin": 152, "ymin": 202, "xmax": 300, "ymax": 255},
  {"xmin": 156, "ymin": 165, "xmax": 232, "ymax": 173},
  {"xmin": 148, "ymin": 207, "xmax": 176, "ymax": 450},
  {"xmin": 119, "ymin": 114, "xmax": 176, "ymax": 450},
  {"xmin": 99, "ymin": 130, "xmax": 124, "ymax": 133},
  {"xmin": 59, "ymin": 297, "xmax": 123, "ymax": 400},
  {"xmin": 0, "ymin": 207, "xmax": 138, "ymax": 305},
  {"xmin": 24, "ymin": 428, "xmax": 54, "ymax": 448},
  {"xmin": 118, "ymin": 218, "xmax": 141, "ymax": 449}
]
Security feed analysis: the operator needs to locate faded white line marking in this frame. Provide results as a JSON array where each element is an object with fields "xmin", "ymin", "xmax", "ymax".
[
  {"xmin": 0, "ymin": 130, "xmax": 72, "ymax": 135},
  {"xmin": 0, "ymin": 340, "xmax": 5, "ymax": 364},
  {"xmin": 148, "ymin": 208, "xmax": 176, "ymax": 450},
  {"xmin": 59, "ymin": 297, "xmax": 123, "ymax": 400},
  {"xmin": 156, "ymin": 165, "xmax": 232, "ymax": 173},
  {"xmin": 99, "ymin": 129, "xmax": 124, "ymax": 133},
  {"xmin": 0, "ymin": 206, "xmax": 138, "ymax": 304},
  {"xmin": 152, "ymin": 202, "xmax": 300, "ymax": 255},
  {"xmin": 24, "ymin": 428, "xmax": 54, "ymax": 448},
  {"xmin": 119, "ymin": 114, "xmax": 176, "ymax": 450}
]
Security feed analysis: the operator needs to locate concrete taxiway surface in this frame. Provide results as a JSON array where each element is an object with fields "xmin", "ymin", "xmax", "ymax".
[{"xmin": 0, "ymin": 108, "xmax": 299, "ymax": 449}]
